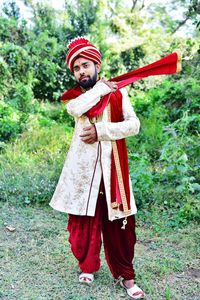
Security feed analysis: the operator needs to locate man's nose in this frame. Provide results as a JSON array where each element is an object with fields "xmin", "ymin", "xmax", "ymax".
[{"xmin": 79, "ymin": 67, "xmax": 85, "ymax": 75}]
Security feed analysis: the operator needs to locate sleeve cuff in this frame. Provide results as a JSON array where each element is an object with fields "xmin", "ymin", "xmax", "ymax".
[
  {"xmin": 95, "ymin": 81, "xmax": 112, "ymax": 97},
  {"xmin": 95, "ymin": 122, "xmax": 106, "ymax": 141}
]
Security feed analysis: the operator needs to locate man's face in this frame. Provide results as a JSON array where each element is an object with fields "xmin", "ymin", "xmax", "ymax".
[{"xmin": 73, "ymin": 57, "xmax": 101, "ymax": 89}]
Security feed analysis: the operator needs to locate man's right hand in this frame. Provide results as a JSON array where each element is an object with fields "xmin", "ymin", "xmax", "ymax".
[{"xmin": 100, "ymin": 78, "xmax": 118, "ymax": 92}]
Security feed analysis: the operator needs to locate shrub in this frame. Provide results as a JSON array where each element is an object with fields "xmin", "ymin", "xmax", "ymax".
[
  {"xmin": 0, "ymin": 101, "xmax": 22, "ymax": 142},
  {"xmin": 148, "ymin": 78, "xmax": 200, "ymax": 122},
  {"xmin": 129, "ymin": 153, "xmax": 154, "ymax": 208},
  {"xmin": 0, "ymin": 42, "xmax": 32, "ymax": 84},
  {"xmin": 9, "ymin": 81, "xmax": 34, "ymax": 113},
  {"xmin": 0, "ymin": 55, "xmax": 12, "ymax": 100},
  {"xmin": 127, "ymin": 108, "xmax": 199, "ymax": 223}
]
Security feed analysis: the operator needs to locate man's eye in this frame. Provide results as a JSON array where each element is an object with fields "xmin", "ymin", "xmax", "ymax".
[{"xmin": 84, "ymin": 64, "xmax": 88, "ymax": 68}]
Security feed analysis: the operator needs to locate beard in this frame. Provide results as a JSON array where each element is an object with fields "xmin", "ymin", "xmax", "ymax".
[{"xmin": 78, "ymin": 68, "xmax": 98, "ymax": 89}]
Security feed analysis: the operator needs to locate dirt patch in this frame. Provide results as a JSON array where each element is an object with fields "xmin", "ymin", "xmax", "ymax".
[{"xmin": 187, "ymin": 268, "xmax": 200, "ymax": 279}]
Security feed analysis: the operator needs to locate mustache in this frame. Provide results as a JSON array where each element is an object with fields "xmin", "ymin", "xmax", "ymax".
[{"xmin": 79, "ymin": 75, "xmax": 90, "ymax": 81}]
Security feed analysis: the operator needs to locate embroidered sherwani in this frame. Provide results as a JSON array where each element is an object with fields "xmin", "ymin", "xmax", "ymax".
[{"xmin": 49, "ymin": 81, "xmax": 140, "ymax": 221}]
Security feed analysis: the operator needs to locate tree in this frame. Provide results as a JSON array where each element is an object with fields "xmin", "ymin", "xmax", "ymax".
[
  {"xmin": 172, "ymin": 0, "xmax": 200, "ymax": 33},
  {"xmin": 2, "ymin": 0, "xmax": 20, "ymax": 19}
]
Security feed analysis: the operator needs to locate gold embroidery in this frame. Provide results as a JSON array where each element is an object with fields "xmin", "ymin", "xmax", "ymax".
[
  {"xmin": 61, "ymin": 99, "xmax": 70, "ymax": 104},
  {"xmin": 111, "ymin": 202, "xmax": 118, "ymax": 208},
  {"xmin": 108, "ymin": 102, "xmax": 130, "ymax": 215},
  {"xmin": 176, "ymin": 51, "xmax": 182, "ymax": 73}
]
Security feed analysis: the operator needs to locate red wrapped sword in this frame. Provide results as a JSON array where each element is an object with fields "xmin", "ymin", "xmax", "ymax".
[
  {"xmin": 111, "ymin": 51, "xmax": 181, "ymax": 89},
  {"xmin": 61, "ymin": 51, "xmax": 182, "ymax": 118}
]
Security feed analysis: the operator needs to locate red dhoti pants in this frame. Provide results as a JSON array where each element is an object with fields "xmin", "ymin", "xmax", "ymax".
[{"xmin": 67, "ymin": 182, "xmax": 136, "ymax": 280}]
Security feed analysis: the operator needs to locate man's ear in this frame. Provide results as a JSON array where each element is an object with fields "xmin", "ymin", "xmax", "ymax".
[{"xmin": 96, "ymin": 63, "xmax": 101, "ymax": 73}]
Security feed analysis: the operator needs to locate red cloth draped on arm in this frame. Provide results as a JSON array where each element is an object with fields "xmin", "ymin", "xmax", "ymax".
[{"xmin": 61, "ymin": 52, "xmax": 181, "ymax": 119}]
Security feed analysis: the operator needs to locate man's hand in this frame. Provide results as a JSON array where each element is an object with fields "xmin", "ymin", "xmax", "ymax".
[
  {"xmin": 80, "ymin": 125, "xmax": 97, "ymax": 144},
  {"xmin": 100, "ymin": 78, "xmax": 118, "ymax": 92}
]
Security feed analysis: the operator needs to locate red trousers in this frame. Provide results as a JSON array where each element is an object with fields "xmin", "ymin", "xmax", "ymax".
[{"xmin": 67, "ymin": 182, "xmax": 136, "ymax": 280}]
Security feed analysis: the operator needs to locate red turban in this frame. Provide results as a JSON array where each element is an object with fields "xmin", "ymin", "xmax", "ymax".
[{"xmin": 66, "ymin": 37, "xmax": 102, "ymax": 72}]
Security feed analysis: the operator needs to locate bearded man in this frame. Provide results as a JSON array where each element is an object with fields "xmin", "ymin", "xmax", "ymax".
[{"xmin": 49, "ymin": 37, "xmax": 145, "ymax": 299}]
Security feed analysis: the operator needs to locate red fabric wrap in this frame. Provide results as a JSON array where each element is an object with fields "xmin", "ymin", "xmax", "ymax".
[
  {"xmin": 109, "ymin": 92, "xmax": 130, "ymax": 211},
  {"xmin": 111, "ymin": 52, "xmax": 181, "ymax": 89},
  {"xmin": 61, "ymin": 52, "xmax": 181, "ymax": 118}
]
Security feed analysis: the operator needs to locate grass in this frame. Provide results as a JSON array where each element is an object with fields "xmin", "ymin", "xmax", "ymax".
[
  {"xmin": 0, "ymin": 123, "xmax": 72, "ymax": 204},
  {"xmin": 0, "ymin": 201, "xmax": 199, "ymax": 300}
]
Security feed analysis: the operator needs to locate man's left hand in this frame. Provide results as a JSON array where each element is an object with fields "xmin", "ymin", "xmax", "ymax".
[{"xmin": 80, "ymin": 125, "xmax": 97, "ymax": 144}]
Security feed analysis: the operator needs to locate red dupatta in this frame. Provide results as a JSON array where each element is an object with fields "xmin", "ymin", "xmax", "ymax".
[{"xmin": 61, "ymin": 52, "xmax": 181, "ymax": 119}]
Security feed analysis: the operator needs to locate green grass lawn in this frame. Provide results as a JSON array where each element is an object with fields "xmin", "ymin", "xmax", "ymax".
[{"xmin": 0, "ymin": 202, "xmax": 199, "ymax": 300}]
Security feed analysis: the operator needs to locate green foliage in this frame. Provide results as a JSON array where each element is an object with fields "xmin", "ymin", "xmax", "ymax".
[
  {"xmin": 2, "ymin": 0, "xmax": 20, "ymax": 20},
  {"xmin": 157, "ymin": 120, "xmax": 200, "ymax": 219},
  {"xmin": 128, "ymin": 110, "xmax": 199, "ymax": 223},
  {"xmin": 0, "ymin": 55, "xmax": 11, "ymax": 99},
  {"xmin": 127, "ymin": 56, "xmax": 199, "ymax": 223},
  {"xmin": 0, "ymin": 42, "xmax": 32, "ymax": 83},
  {"xmin": 37, "ymin": 102, "xmax": 75, "ymax": 127},
  {"xmin": 65, "ymin": 0, "xmax": 99, "ymax": 37},
  {"xmin": 11, "ymin": 81, "xmax": 34, "ymax": 112},
  {"xmin": 129, "ymin": 153, "xmax": 154, "ymax": 207},
  {"xmin": 140, "ymin": 107, "xmax": 169, "ymax": 160},
  {"xmin": 26, "ymin": 30, "xmax": 63, "ymax": 100},
  {"xmin": 149, "ymin": 78, "xmax": 200, "ymax": 122},
  {"xmin": 0, "ymin": 101, "xmax": 22, "ymax": 142},
  {"xmin": 121, "ymin": 46, "xmax": 146, "ymax": 71},
  {"xmin": 0, "ymin": 82, "xmax": 35, "ymax": 142}
]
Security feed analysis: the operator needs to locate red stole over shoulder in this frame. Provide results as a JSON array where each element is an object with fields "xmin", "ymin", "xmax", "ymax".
[
  {"xmin": 109, "ymin": 92, "xmax": 131, "ymax": 212},
  {"xmin": 61, "ymin": 85, "xmax": 131, "ymax": 213},
  {"xmin": 61, "ymin": 52, "xmax": 181, "ymax": 119}
]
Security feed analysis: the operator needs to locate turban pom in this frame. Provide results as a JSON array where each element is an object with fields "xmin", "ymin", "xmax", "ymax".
[{"xmin": 66, "ymin": 37, "xmax": 102, "ymax": 71}]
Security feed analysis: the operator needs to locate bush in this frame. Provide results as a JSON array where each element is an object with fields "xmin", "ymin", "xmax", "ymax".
[
  {"xmin": 0, "ymin": 82, "xmax": 35, "ymax": 142},
  {"xmin": 148, "ymin": 77, "xmax": 200, "ymax": 122},
  {"xmin": 0, "ymin": 55, "xmax": 12, "ymax": 100},
  {"xmin": 0, "ymin": 42, "xmax": 32, "ymax": 84},
  {"xmin": 0, "ymin": 101, "xmax": 22, "ymax": 142},
  {"xmin": 25, "ymin": 30, "xmax": 69, "ymax": 101},
  {"xmin": 127, "ymin": 101, "xmax": 199, "ymax": 223},
  {"xmin": 129, "ymin": 153, "xmax": 154, "ymax": 208},
  {"xmin": 9, "ymin": 81, "xmax": 34, "ymax": 113}
]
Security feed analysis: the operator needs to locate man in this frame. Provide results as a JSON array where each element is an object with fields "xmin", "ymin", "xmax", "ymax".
[{"xmin": 49, "ymin": 37, "xmax": 145, "ymax": 299}]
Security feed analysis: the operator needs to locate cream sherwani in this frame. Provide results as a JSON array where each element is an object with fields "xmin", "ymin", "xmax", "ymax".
[{"xmin": 49, "ymin": 81, "xmax": 140, "ymax": 221}]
